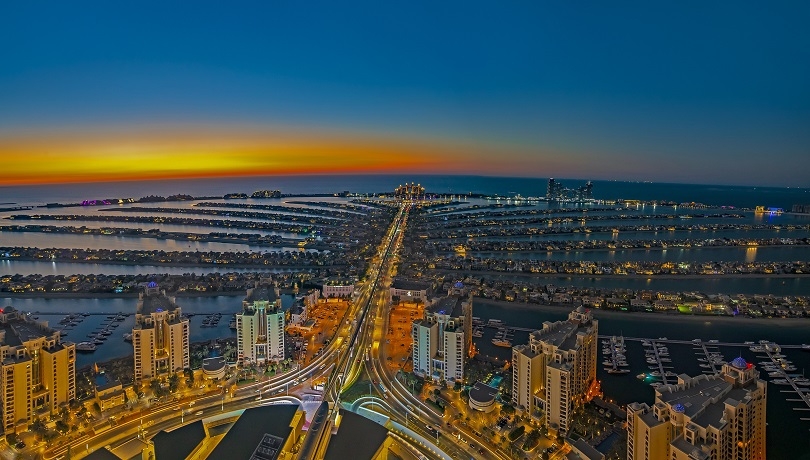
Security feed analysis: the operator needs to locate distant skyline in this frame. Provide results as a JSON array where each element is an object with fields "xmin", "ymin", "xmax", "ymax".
[{"xmin": 2, "ymin": 2, "xmax": 809, "ymax": 187}]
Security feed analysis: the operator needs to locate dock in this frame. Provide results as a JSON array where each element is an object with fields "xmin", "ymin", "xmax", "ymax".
[{"xmin": 755, "ymin": 343, "xmax": 810, "ymax": 415}]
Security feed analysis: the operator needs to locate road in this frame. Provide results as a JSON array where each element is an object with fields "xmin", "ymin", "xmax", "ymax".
[{"xmin": 45, "ymin": 202, "xmax": 484, "ymax": 460}]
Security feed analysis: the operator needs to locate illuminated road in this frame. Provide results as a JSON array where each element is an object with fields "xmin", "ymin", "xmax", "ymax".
[{"xmin": 47, "ymin": 203, "xmax": 451, "ymax": 460}]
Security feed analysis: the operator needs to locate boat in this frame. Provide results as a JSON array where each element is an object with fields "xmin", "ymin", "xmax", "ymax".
[
  {"xmin": 93, "ymin": 338, "xmax": 104, "ymax": 345},
  {"xmin": 123, "ymin": 333, "xmax": 133, "ymax": 342},
  {"xmin": 491, "ymin": 339, "xmax": 512, "ymax": 347},
  {"xmin": 487, "ymin": 319, "xmax": 504, "ymax": 326},
  {"xmin": 607, "ymin": 368, "xmax": 630, "ymax": 374},
  {"xmin": 76, "ymin": 342, "xmax": 97, "ymax": 352}
]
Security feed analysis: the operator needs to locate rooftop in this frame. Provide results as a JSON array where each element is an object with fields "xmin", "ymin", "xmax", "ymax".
[
  {"xmin": 657, "ymin": 374, "xmax": 731, "ymax": 418},
  {"xmin": 428, "ymin": 296, "xmax": 465, "ymax": 318},
  {"xmin": 208, "ymin": 404, "xmax": 298, "ymax": 459},
  {"xmin": 469, "ymin": 382, "xmax": 499, "ymax": 405},
  {"xmin": 514, "ymin": 344, "xmax": 540, "ymax": 359},
  {"xmin": 202, "ymin": 356, "xmax": 227, "ymax": 372},
  {"xmin": 531, "ymin": 321, "xmax": 577, "ymax": 349},
  {"xmin": 324, "ymin": 410, "xmax": 389, "ymax": 460},
  {"xmin": 151, "ymin": 420, "xmax": 206, "ymax": 460},
  {"xmin": 0, "ymin": 309, "xmax": 58, "ymax": 348},
  {"xmin": 83, "ymin": 448, "xmax": 120, "ymax": 460},
  {"xmin": 138, "ymin": 291, "xmax": 180, "ymax": 315},
  {"xmin": 246, "ymin": 284, "xmax": 279, "ymax": 303},
  {"xmin": 391, "ymin": 279, "xmax": 430, "ymax": 291}
]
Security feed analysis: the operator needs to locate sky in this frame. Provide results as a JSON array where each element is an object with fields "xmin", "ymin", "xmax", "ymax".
[{"xmin": 1, "ymin": 1, "xmax": 809, "ymax": 186}]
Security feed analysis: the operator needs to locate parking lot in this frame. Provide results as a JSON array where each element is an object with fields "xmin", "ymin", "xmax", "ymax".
[
  {"xmin": 385, "ymin": 300, "xmax": 424, "ymax": 372},
  {"xmin": 288, "ymin": 298, "xmax": 350, "ymax": 365}
]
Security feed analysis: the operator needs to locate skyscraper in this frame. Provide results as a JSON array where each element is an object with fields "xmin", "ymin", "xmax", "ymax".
[
  {"xmin": 132, "ymin": 283, "xmax": 190, "ymax": 382},
  {"xmin": 511, "ymin": 306, "xmax": 598, "ymax": 436},
  {"xmin": 236, "ymin": 282, "xmax": 286, "ymax": 366},
  {"xmin": 0, "ymin": 306, "xmax": 76, "ymax": 433},
  {"xmin": 547, "ymin": 178, "xmax": 560, "ymax": 200},
  {"xmin": 627, "ymin": 358, "xmax": 767, "ymax": 460}
]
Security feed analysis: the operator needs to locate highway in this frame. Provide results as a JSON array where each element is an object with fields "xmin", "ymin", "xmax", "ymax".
[{"xmin": 45, "ymin": 201, "xmax": 492, "ymax": 460}]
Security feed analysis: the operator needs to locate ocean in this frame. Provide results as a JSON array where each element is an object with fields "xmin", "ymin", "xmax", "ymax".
[
  {"xmin": 2, "ymin": 174, "xmax": 809, "ymax": 209},
  {"xmin": 1, "ymin": 174, "xmax": 809, "ymax": 458}
]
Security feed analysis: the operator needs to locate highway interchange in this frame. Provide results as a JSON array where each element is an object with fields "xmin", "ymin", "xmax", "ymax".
[{"xmin": 45, "ymin": 202, "xmax": 515, "ymax": 460}]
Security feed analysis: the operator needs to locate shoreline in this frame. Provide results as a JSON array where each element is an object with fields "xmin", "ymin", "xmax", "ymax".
[
  {"xmin": 0, "ymin": 290, "xmax": 246, "ymax": 300},
  {"xmin": 433, "ymin": 269, "xmax": 810, "ymax": 279},
  {"xmin": 0, "ymin": 256, "xmax": 341, "ymax": 270},
  {"xmin": 453, "ymin": 242, "xmax": 808, "ymax": 255},
  {"xmin": 474, "ymin": 297, "xmax": 810, "ymax": 327}
]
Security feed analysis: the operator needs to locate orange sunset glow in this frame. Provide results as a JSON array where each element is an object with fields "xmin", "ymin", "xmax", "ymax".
[{"xmin": 0, "ymin": 128, "xmax": 492, "ymax": 186}]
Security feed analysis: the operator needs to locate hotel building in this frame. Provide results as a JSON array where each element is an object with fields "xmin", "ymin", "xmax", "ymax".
[
  {"xmin": 626, "ymin": 358, "xmax": 766, "ymax": 460},
  {"xmin": 411, "ymin": 294, "xmax": 473, "ymax": 383},
  {"xmin": 132, "ymin": 283, "xmax": 190, "ymax": 382},
  {"xmin": 0, "ymin": 306, "xmax": 76, "ymax": 432},
  {"xmin": 236, "ymin": 283, "xmax": 285, "ymax": 366},
  {"xmin": 511, "ymin": 306, "xmax": 598, "ymax": 436}
]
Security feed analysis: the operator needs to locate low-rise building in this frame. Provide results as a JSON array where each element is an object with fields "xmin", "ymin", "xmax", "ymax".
[
  {"xmin": 321, "ymin": 280, "xmax": 355, "ymax": 299},
  {"xmin": 468, "ymin": 382, "xmax": 499, "ymax": 413},
  {"xmin": 389, "ymin": 278, "xmax": 431, "ymax": 304}
]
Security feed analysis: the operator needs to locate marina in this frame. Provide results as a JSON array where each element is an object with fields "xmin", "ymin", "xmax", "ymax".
[
  {"xmin": 752, "ymin": 341, "xmax": 810, "ymax": 420},
  {"xmin": 640, "ymin": 339, "xmax": 674, "ymax": 386},
  {"xmin": 601, "ymin": 335, "xmax": 629, "ymax": 374}
]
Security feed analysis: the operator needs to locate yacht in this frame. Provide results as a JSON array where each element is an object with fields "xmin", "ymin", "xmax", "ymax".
[
  {"xmin": 607, "ymin": 368, "xmax": 630, "ymax": 375},
  {"xmin": 76, "ymin": 342, "xmax": 97, "ymax": 352},
  {"xmin": 491, "ymin": 339, "xmax": 512, "ymax": 347}
]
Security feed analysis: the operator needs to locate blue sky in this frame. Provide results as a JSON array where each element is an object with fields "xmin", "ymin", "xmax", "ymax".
[{"xmin": 1, "ymin": 1, "xmax": 809, "ymax": 186}]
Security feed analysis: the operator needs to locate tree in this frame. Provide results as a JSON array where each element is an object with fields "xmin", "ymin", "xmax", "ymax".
[
  {"xmin": 168, "ymin": 374, "xmax": 180, "ymax": 393},
  {"xmin": 184, "ymin": 368, "xmax": 195, "ymax": 386},
  {"xmin": 31, "ymin": 417, "xmax": 46, "ymax": 434},
  {"xmin": 56, "ymin": 420, "xmax": 70, "ymax": 434}
]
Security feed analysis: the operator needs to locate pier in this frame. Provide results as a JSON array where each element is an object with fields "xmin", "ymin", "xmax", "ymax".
[
  {"xmin": 693, "ymin": 340, "xmax": 723, "ymax": 375},
  {"xmin": 642, "ymin": 339, "xmax": 673, "ymax": 385},
  {"xmin": 755, "ymin": 343, "xmax": 810, "ymax": 420}
]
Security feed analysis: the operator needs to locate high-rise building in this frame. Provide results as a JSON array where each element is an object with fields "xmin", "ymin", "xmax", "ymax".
[
  {"xmin": 547, "ymin": 178, "xmax": 560, "ymax": 200},
  {"xmin": 411, "ymin": 294, "xmax": 472, "ymax": 383},
  {"xmin": 236, "ymin": 282, "xmax": 285, "ymax": 366},
  {"xmin": 0, "ymin": 306, "xmax": 76, "ymax": 432},
  {"xmin": 511, "ymin": 306, "xmax": 598, "ymax": 436},
  {"xmin": 626, "ymin": 358, "xmax": 767, "ymax": 460},
  {"xmin": 132, "ymin": 283, "xmax": 190, "ymax": 382},
  {"xmin": 547, "ymin": 178, "xmax": 594, "ymax": 201}
]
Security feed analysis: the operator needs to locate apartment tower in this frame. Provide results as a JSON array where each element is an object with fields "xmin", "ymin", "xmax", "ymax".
[
  {"xmin": 626, "ymin": 358, "xmax": 767, "ymax": 460},
  {"xmin": 511, "ymin": 306, "xmax": 598, "ymax": 436},
  {"xmin": 132, "ymin": 283, "xmax": 190, "ymax": 382},
  {"xmin": 0, "ymin": 306, "xmax": 76, "ymax": 432},
  {"xmin": 236, "ymin": 282, "xmax": 285, "ymax": 366}
]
